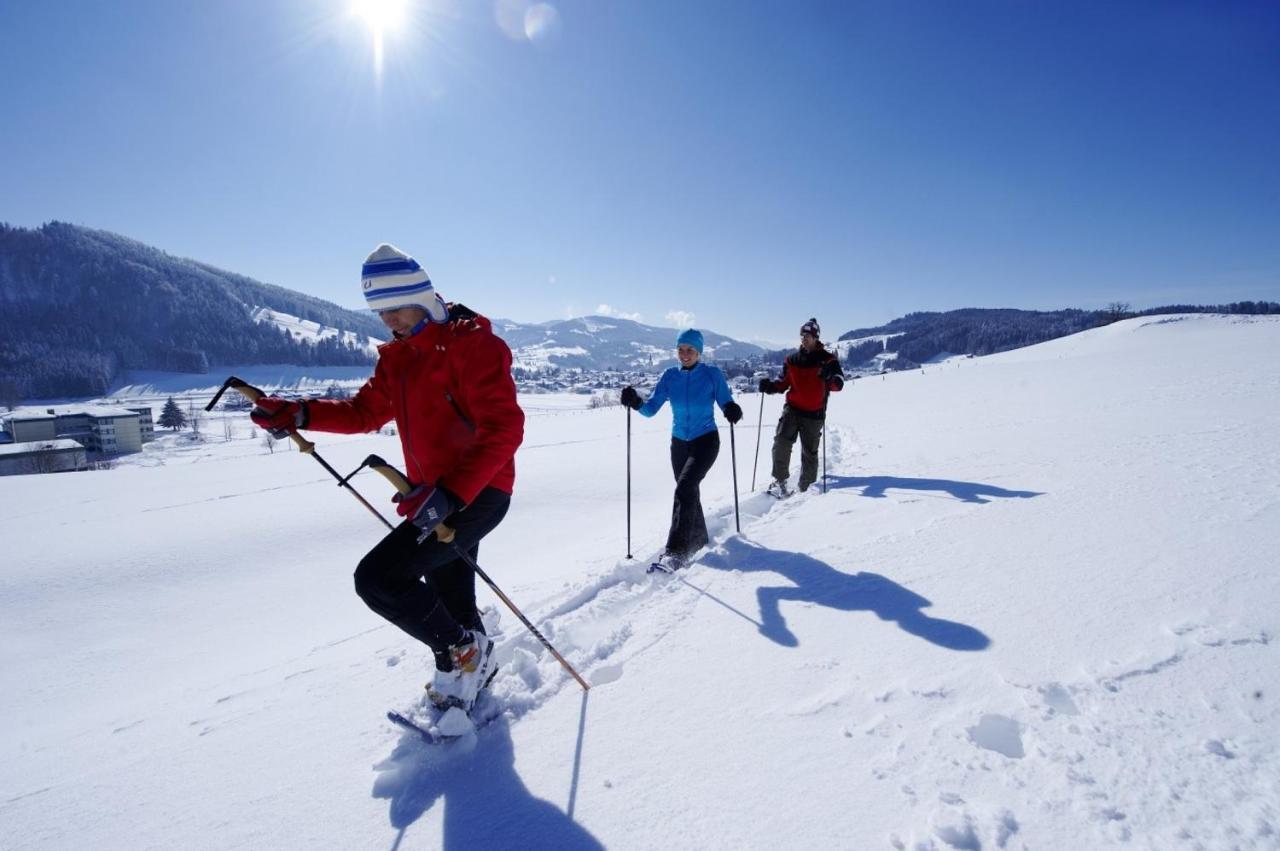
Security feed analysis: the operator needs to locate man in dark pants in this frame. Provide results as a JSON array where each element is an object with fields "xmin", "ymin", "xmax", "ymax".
[
  {"xmin": 759, "ymin": 317, "xmax": 844, "ymax": 497},
  {"xmin": 251, "ymin": 243, "xmax": 524, "ymax": 710}
]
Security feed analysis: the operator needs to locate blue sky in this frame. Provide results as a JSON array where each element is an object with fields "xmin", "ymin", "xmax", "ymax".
[{"xmin": 2, "ymin": 0, "xmax": 1277, "ymax": 343}]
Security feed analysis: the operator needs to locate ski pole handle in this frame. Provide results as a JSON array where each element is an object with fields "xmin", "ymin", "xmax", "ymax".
[
  {"xmin": 362, "ymin": 454, "xmax": 456, "ymax": 542},
  {"xmin": 208, "ymin": 376, "xmax": 394, "ymax": 528},
  {"xmin": 207, "ymin": 375, "xmax": 316, "ymax": 454}
]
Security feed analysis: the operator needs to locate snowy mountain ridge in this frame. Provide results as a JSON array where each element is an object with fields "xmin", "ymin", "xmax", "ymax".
[
  {"xmin": 250, "ymin": 305, "xmax": 384, "ymax": 357},
  {"xmin": 493, "ymin": 314, "xmax": 766, "ymax": 372}
]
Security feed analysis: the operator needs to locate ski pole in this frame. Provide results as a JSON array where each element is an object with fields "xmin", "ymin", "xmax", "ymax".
[
  {"xmin": 362, "ymin": 454, "xmax": 591, "ymax": 693},
  {"xmin": 729, "ymin": 421, "xmax": 741, "ymax": 534},
  {"xmin": 821, "ymin": 385, "xmax": 830, "ymax": 494},
  {"xmin": 821, "ymin": 424, "xmax": 827, "ymax": 494},
  {"xmin": 206, "ymin": 376, "xmax": 394, "ymax": 530},
  {"xmin": 751, "ymin": 392, "xmax": 765, "ymax": 492},
  {"xmin": 626, "ymin": 406, "xmax": 633, "ymax": 560}
]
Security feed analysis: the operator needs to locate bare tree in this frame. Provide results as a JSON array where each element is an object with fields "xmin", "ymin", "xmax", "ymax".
[
  {"xmin": 262, "ymin": 433, "xmax": 277, "ymax": 454},
  {"xmin": 589, "ymin": 392, "xmax": 619, "ymax": 409},
  {"xmin": 21, "ymin": 445, "xmax": 65, "ymax": 474},
  {"xmin": 187, "ymin": 399, "xmax": 203, "ymax": 439},
  {"xmin": 1104, "ymin": 302, "xmax": 1133, "ymax": 324},
  {"xmin": 0, "ymin": 379, "xmax": 19, "ymax": 413}
]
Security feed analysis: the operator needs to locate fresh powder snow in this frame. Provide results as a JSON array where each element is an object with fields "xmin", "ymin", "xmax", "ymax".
[{"xmin": 1, "ymin": 314, "xmax": 1277, "ymax": 849}]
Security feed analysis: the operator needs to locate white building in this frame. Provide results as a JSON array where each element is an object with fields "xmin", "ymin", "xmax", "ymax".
[
  {"xmin": 2, "ymin": 405, "xmax": 156, "ymax": 457},
  {"xmin": 0, "ymin": 439, "xmax": 89, "ymax": 476}
]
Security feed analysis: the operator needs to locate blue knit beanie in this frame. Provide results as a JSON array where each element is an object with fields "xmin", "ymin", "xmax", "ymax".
[
  {"xmin": 676, "ymin": 328, "xmax": 704, "ymax": 354},
  {"xmin": 361, "ymin": 243, "xmax": 448, "ymax": 321}
]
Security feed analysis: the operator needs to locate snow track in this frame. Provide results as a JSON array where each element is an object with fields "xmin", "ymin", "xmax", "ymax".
[{"xmin": 385, "ymin": 420, "xmax": 864, "ymax": 750}]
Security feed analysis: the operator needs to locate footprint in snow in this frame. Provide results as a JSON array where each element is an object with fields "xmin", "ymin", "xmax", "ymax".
[{"xmin": 966, "ymin": 714, "xmax": 1025, "ymax": 759}]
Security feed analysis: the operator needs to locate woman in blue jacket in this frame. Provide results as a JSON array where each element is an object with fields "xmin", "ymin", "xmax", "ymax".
[{"xmin": 621, "ymin": 329, "xmax": 743, "ymax": 571}]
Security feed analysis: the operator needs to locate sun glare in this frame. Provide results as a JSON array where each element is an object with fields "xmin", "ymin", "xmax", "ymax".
[
  {"xmin": 350, "ymin": 0, "xmax": 408, "ymax": 76},
  {"xmin": 351, "ymin": 0, "xmax": 407, "ymax": 35}
]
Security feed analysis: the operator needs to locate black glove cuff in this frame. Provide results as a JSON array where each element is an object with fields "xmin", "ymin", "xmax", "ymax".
[{"xmin": 437, "ymin": 484, "xmax": 464, "ymax": 513}]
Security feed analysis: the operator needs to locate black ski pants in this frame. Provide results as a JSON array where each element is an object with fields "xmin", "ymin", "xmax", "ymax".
[
  {"xmin": 666, "ymin": 429, "xmax": 720, "ymax": 558},
  {"xmin": 354, "ymin": 486, "xmax": 510, "ymax": 666}
]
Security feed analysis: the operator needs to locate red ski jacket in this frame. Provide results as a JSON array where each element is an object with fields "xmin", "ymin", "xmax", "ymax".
[
  {"xmin": 765, "ymin": 346, "xmax": 844, "ymax": 417},
  {"xmin": 306, "ymin": 307, "xmax": 525, "ymax": 505}
]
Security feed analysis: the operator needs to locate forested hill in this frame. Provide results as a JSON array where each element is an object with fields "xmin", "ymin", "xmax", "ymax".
[
  {"xmin": 0, "ymin": 222, "xmax": 385, "ymax": 398},
  {"xmin": 836, "ymin": 304, "xmax": 1279, "ymax": 371}
]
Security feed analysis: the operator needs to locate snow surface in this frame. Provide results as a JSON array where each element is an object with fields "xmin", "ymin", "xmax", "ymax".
[
  {"xmin": 108, "ymin": 365, "xmax": 377, "ymax": 402},
  {"xmin": 2, "ymin": 314, "xmax": 1278, "ymax": 849}
]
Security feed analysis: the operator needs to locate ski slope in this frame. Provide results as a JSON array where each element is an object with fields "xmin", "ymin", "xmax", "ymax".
[{"xmin": 1, "ymin": 314, "xmax": 1277, "ymax": 849}]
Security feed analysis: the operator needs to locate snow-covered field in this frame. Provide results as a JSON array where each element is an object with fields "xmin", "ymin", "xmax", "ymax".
[{"xmin": 2, "ymin": 314, "xmax": 1277, "ymax": 849}]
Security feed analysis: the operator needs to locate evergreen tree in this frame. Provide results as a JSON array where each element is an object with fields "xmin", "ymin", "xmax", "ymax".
[{"xmin": 158, "ymin": 396, "xmax": 187, "ymax": 430}]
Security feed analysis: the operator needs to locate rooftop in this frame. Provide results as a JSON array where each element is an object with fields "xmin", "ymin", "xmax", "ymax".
[
  {"xmin": 0, "ymin": 439, "xmax": 86, "ymax": 457},
  {"xmin": 4, "ymin": 404, "xmax": 142, "ymax": 422}
]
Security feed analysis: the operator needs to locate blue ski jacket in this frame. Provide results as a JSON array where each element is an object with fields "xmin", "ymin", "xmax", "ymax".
[{"xmin": 637, "ymin": 362, "xmax": 735, "ymax": 441}]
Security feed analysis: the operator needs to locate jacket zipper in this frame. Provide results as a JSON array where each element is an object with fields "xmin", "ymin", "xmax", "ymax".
[{"xmin": 401, "ymin": 346, "xmax": 426, "ymax": 484}]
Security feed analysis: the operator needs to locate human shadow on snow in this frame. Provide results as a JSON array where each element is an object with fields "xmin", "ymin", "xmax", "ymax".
[
  {"xmin": 699, "ymin": 538, "xmax": 991, "ymax": 651},
  {"xmin": 373, "ymin": 711, "xmax": 603, "ymax": 851},
  {"xmin": 821, "ymin": 474, "xmax": 1043, "ymax": 504}
]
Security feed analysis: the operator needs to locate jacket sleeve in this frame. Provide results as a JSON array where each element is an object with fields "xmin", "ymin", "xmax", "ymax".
[
  {"xmin": 775, "ymin": 359, "xmax": 794, "ymax": 393},
  {"xmin": 305, "ymin": 365, "xmax": 395, "ymax": 434},
  {"xmin": 713, "ymin": 367, "xmax": 734, "ymax": 410},
  {"xmin": 825, "ymin": 354, "xmax": 846, "ymax": 392},
  {"xmin": 638, "ymin": 371, "xmax": 671, "ymax": 418},
  {"xmin": 437, "ymin": 331, "xmax": 526, "ymax": 505}
]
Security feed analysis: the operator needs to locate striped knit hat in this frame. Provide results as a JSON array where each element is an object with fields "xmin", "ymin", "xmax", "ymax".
[{"xmin": 361, "ymin": 243, "xmax": 448, "ymax": 321}]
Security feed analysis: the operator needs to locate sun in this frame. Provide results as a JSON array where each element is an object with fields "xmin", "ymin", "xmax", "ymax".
[
  {"xmin": 350, "ymin": 0, "xmax": 409, "ymax": 75},
  {"xmin": 351, "ymin": 0, "xmax": 408, "ymax": 35}
]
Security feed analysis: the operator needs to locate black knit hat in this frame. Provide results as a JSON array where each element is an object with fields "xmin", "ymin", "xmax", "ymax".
[{"xmin": 800, "ymin": 317, "xmax": 820, "ymax": 339}]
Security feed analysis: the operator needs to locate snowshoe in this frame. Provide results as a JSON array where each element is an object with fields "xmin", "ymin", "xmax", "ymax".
[
  {"xmin": 766, "ymin": 479, "xmax": 792, "ymax": 499},
  {"xmin": 647, "ymin": 551, "xmax": 688, "ymax": 574},
  {"xmin": 388, "ymin": 700, "xmax": 489, "ymax": 745},
  {"xmin": 425, "ymin": 629, "xmax": 496, "ymax": 712}
]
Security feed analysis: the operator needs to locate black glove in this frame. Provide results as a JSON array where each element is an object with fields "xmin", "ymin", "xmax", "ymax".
[
  {"xmin": 829, "ymin": 375, "xmax": 845, "ymax": 391},
  {"xmin": 758, "ymin": 378, "xmax": 777, "ymax": 394},
  {"xmin": 620, "ymin": 386, "xmax": 643, "ymax": 410},
  {"xmin": 393, "ymin": 484, "xmax": 459, "ymax": 531},
  {"xmin": 723, "ymin": 401, "xmax": 743, "ymax": 425},
  {"xmin": 820, "ymin": 360, "xmax": 842, "ymax": 381}
]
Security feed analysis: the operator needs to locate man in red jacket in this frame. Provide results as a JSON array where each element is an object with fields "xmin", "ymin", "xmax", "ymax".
[
  {"xmin": 250, "ymin": 243, "xmax": 525, "ymax": 710},
  {"xmin": 758, "ymin": 317, "xmax": 844, "ymax": 497}
]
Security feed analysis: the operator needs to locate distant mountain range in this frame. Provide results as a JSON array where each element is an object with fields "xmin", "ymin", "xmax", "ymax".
[
  {"xmin": 0, "ymin": 222, "xmax": 385, "ymax": 398},
  {"xmin": 834, "ymin": 303, "xmax": 1279, "ymax": 372},
  {"xmin": 1, "ymin": 221, "xmax": 1274, "ymax": 401},
  {"xmin": 0, "ymin": 222, "xmax": 769, "ymax": 398},
  {"xmin": 494, "ymin": 316, "xmax": 764, "ymax": 372}
]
